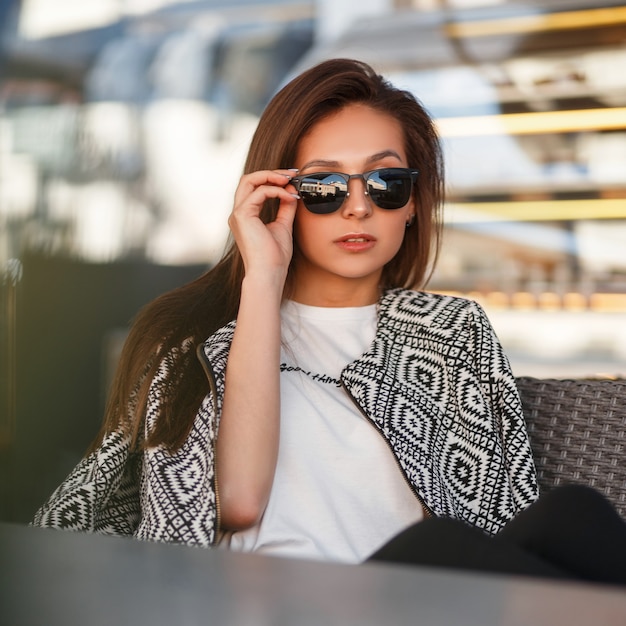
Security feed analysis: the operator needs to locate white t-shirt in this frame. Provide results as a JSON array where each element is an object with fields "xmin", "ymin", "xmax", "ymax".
[{"xmin": 218, "ymin": 301, "xmax": 423, "ymax": 563}]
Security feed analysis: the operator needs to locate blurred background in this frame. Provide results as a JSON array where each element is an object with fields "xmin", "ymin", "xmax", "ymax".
[{"xmin": 1, "ymin": 0, "xmax": 625, "ymax": 521}]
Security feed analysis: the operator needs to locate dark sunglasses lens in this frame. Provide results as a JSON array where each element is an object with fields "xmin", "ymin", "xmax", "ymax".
[
  {"xmin": 367, "ymin": 169, "xmax": 413, "ymax": 209},
  {"xmin": 297, "ymin": 173, "xmax": 348, "ymax": 214}
]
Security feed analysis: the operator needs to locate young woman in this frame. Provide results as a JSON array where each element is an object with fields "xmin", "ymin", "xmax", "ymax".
[{"xmin": 33, "ymin": 59, "xmax": 626, "ymax": 584}]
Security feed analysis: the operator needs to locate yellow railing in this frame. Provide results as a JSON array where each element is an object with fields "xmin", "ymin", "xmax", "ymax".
[{"xmin": 441, "ymin": 291, "xmax": 626, "ymax": 312}]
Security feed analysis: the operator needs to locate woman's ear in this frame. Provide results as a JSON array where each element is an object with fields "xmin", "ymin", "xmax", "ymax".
[{"xmin": 405, "ymin": 195, "xmax": 416, "ymax": 227}]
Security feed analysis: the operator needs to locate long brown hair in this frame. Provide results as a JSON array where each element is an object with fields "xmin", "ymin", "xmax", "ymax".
[{"xmin": 95, "ymin": 58, "xmax": 444, "ymax": 452}]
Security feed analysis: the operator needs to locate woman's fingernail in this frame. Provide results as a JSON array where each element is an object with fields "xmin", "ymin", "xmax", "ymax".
[
  {"xmin": 290, "ymin": 193, "xmax": 301, "ymax": 199},
  {"xmin": 288, "ymin": 168, "xmax": 299, "ymax": 172}
]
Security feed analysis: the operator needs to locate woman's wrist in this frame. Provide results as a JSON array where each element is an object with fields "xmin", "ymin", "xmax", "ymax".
[{"xmin": 240, "ymin": 271, "xmax": 287, "ymax": 303}]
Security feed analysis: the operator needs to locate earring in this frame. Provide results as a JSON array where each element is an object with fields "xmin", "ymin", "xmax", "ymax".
[{"xmin": 405, "ymin": 215, "xmax": 415, "ymax": 228}]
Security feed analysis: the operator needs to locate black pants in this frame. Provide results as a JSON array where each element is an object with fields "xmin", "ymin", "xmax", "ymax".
[{"xmin": 368, "ymin": 485, "xmax": 626, "ymax": 585}]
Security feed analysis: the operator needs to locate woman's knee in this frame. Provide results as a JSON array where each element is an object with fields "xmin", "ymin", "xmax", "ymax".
[
  {"xmin": 369, "ymin": 517, "xmax": 489, "ymax": 564},
  {"xmin": 499, "ymin": 483, "xmax": 622, "ymax": 546},
  {"xmin": 531, "ymin": 484, "xmax": 619, "ymax": 524}
]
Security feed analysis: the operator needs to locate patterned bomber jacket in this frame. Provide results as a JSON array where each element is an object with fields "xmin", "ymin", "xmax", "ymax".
[{"xmin": 33, "ymin": 288, "xmax": 539, "ymax": 547}]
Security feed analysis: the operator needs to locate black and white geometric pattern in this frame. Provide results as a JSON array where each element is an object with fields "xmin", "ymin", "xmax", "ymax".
[
  {"xmin": 342, "ymin": 289, "xmax": 538, "ymax": 535},
  {"xmin": 32, "ymin": 428, "xmax": 141, "ymax": 535},
  {"xmin": 33, "ymin": 289, "xmax": 538, "ymax": 544}
]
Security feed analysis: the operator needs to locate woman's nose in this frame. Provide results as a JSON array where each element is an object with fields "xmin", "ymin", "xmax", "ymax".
[{"xmin": 341, "ymin": 178, "xmax": 373, "ymax": 218}]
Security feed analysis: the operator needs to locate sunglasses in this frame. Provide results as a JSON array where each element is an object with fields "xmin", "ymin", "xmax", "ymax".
[{"xmin": 290, "ymin": 167, "xmax": 419, "ymax": 215}]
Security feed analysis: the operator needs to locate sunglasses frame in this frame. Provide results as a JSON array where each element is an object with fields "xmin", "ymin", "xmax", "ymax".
[{"xmin": 290, "ymin": 167, "xmax": 419, "ymax": 214}]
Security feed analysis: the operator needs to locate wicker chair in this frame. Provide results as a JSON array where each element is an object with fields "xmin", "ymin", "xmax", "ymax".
[{"xmin": 516, "ymin": 377, "xmax": 626, "ymax": 519}]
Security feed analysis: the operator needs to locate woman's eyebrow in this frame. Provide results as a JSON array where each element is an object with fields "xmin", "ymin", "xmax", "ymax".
[
  {"xmin": 299, "ymin": 150, "xmax": 403, "ymax": 172},
  {"xmin": 299, "ymin": 159, "xmax": 341, "ymax": 171},
  {"xmin": 366, "ymin": 149, "xmax": 403, "ymax": 164}
]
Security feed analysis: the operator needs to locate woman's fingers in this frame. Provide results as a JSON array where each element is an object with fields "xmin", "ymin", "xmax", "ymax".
[
  {"xmin": 231, "ymin": 185, "xmax": 298, "ymax": 219},
  {"xmin": 232, "ymin": 169, "xmax": 298, "ymax": 212},
  {"xmin": 228, "ymin": 169, "xmax": 300, "ymax": 277}
]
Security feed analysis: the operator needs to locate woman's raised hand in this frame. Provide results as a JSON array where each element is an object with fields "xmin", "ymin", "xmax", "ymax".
[
  {"xmin": 228, "ymin": 169, "xmax": 299, "ymax": 284},
  {"xmin": 219, "ymin": 170, "xmax": 299, "ymax": 528}
]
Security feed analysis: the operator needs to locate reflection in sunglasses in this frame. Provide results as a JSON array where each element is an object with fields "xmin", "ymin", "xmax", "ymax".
[{"xmin": 292, "ymin": 168, "xmax": 419, "ymax": 214}]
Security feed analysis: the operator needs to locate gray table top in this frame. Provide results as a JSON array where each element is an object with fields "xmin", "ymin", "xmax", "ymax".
[{"xmin": 2, "ymin": 522, "xmax": 625, "ymax": 626}]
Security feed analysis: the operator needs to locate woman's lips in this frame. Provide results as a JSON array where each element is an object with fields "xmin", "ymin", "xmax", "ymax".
[{"xmin": 334, "ymin": 233, "xmax": 376, "ymax": 252}]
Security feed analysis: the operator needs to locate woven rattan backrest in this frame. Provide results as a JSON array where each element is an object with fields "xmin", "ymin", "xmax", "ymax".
[{"xmin": 516, "ymin": 377, "xmax": 626, "ymax": 518}]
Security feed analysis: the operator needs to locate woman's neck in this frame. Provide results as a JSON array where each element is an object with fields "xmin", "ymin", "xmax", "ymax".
[{"xmin": 289, "ymin": 278, "xmax": 381, "ymax": 308}]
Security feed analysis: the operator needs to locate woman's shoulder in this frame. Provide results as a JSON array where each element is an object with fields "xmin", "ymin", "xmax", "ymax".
[
  {"xmin": 196, "ymin": 320, "xmax": 237, "ymax": 372},
  {"xmin": 380, "ymin": 288, "xmax": 485, "ymax": 323},
  {"xmin": 199, "ymin": 320, "xmax": 237, "ymax": 350}
]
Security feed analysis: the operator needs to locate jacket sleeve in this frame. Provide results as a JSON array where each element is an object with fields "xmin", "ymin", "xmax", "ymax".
[
  {"xmin": 135, "ymin": 393, "xmax": 220, "ymax": 547},
  {"xmin": 133, "ymin": 325, "xmax": 234, "ymax": 547},
  {"xmin": 468, "ymin": 301, "xmax": 539, "ymax": 515},
  {"xmin": 33, "ymin": 326, "xmax": 233, "ymax": 546},
  {"xmin": 31, "ymin": 428, "xmax": 141, "ymax": 535}
]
